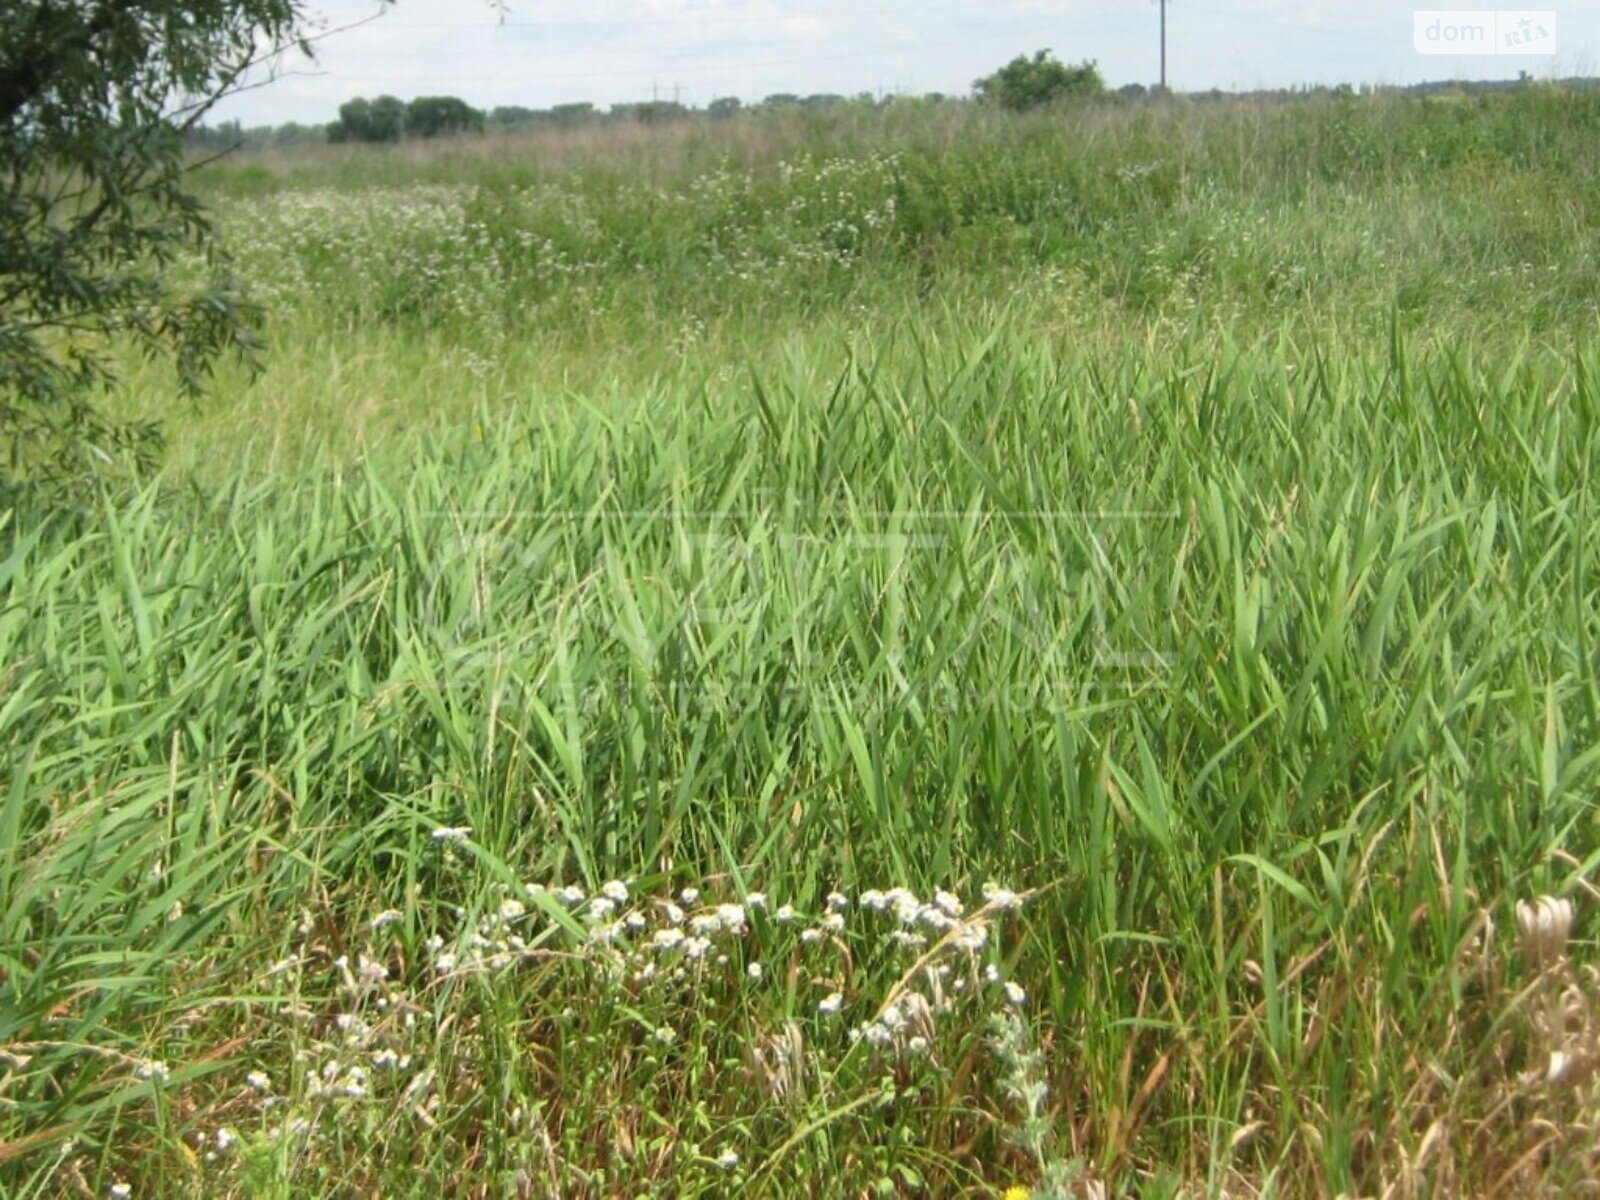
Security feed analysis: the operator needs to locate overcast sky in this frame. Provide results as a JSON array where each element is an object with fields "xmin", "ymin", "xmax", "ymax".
[{"xmin": 214, "ymin": 1, "xmax": 1599, "ymax": 126}]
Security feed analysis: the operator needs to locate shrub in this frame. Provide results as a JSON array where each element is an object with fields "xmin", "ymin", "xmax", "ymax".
[
  {"xmin": 406, "ymin": 95, "xmax": 485, "ymax": 139},
  {"xmin": 974, "ymin": 50, "xmax": 1104, "ymax": 111}
]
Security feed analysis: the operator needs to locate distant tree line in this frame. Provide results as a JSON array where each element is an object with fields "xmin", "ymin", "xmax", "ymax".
[
  {"xmin": 183, "ymin": 58, "xmax": 1600, "ymax": 154},
  {"xmin": 485, "ymin": 91, "xmax": 910, "ymax": 132},
  {"xmin": 328, "ymin": 94, "xmax": 486, "ymax": 143},
  {"xmin": 186, "ymin": 90, "xmax": 941, "ymax": 150}
]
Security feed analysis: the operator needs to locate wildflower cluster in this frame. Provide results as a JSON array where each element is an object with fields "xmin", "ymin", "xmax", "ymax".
[
  {"xmin": 72, "ymin": 825, "xmax": 1037, "ymax": 1197},
  {"xmin": 209, "ymin": 151, "xmax": 910, "ymax": 337}
]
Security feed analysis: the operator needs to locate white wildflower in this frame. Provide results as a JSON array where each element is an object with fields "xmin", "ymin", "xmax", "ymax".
[
  {"xmin": 982, "ymin": 882, "xmax": 1023, "ymax": 910},
  {"xmin": 818, "ymin": 992, "xmax": 844, "ymax": 1015},
  {"xmin": 109, "ymin": 1185, "xmax": 132, "ymax": 1200},
  {"xmin": 952, "ymin": 923, "xmax": 989, "ymax": 953},
  {"xmin": 651, "ymin": 928, "xmax": 686, "ymax": 951},
  {"xmin": 715, "ymin": 1148, "xmax": 740, "ymax": 1170},
  {"xmin": 1004, "ymin": 981, "xmax": 1027, "ymax": 1006},
  {"xmin": 430, "ymin": 826, "xmax": 472, "ymax": 843},
  {"xmin": 715, "ymin": 903, "xmax": 747, "ymax": 933},
  {"xmin": 826, "ymin": 891, "xmax": 849, "ymax": 912},
  {"xmin": 747, "ymin": 961, "xmax": 764, "ymax": 980},
  {"xmin": 775, "ymin": 904, "xmax": 798, "ymax": 923},
  {"xmin": 745, "ymin": 892, "xmax": 767, "ymax": 909},
  {"xmin": 680, "ymin": 887, "xmax": 700, "ymax": 906},
  {"xmin": 135, "ymin": 1060, "xmax": 169, "ymax": 1083},
  {"xmin": 600, "ymin": 879, "xmax": 630, "ymax": 903},
  {"xmin": 588, "ymin": 897, "xmax": 616, "ymax": 922},
  {"xmin": 370, "ymin": 910, "xmax": 404, "ymax": 931},
  {"xmin": 498, "ymin": 899, "xmax": 526, "ymax": 923},
  {"xmin": 934, "ymin": 889, "xmax": 964, "ymax": 917},
  {"xmin": 654, "ymin": 1026, "xmax": 676, "ymax": 1046},
  {"xmin": 663, "ymin": 902, "xmax": 686, "ymax": 926},
  {"xmin": 215, "ymin": 1128, "xmax": 236, "ymax": 1152},
  {"xmin": 554, "ymin": 885, "xmax": 585, "ymax": 907}
]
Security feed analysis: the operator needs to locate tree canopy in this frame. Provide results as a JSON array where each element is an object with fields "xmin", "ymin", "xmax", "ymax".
[
  {"xmin": 406, "ymin": 95, "xmax": 485, "ymax": 138},
  {"xmin": 330, "ymin": 94, "xmax": 407, "ymax": 143},
  {"xmin": 329, "ymin": 94, "xmax": 485, "ymax": 143},
  {"xmin": 1, "ymin": 0, "xmax": 320, "ymax": 491},
  {"xmin": 973, "ymin": 51, "xmax": 1105, "ymax": 112}
]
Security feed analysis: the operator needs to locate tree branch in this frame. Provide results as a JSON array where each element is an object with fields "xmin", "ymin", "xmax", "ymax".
[{"xmin": 0, "ymin": 1, "xmax": 139, "ymax": 128}]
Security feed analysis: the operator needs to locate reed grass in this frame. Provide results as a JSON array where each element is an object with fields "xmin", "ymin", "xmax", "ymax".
[{"xmin": 4, "ymin": 88, "xmax": 1599, "ymax": 1198}]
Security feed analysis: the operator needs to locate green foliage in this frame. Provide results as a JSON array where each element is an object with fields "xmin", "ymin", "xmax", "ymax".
[
  {"xmin": 8, "ymin": 312, "xmax": 1600, "ymax": 1194},
  {"xmin": 405, "ymin": 95, "xmax": 485, "ymax": 138},
  {"xmin": 189, "ymin": 91, "xmax": 1600, "ymax": 353},
  {"xmin": 612, "ymin": 99, "xmax": 690, "ymax": 124},
  {"xmin": 974, "ymin": 50, "xmax": 1105, "ymax": 111},
  {"xmin": 329, "ymin": 94, "xmax": 406, "ymax": 143},
  {"xmin": 8, "ymin": 87, "xmax": 1600, "ymax": 1196},
  {"xmin": 548, "ymin": 101, "xmax": 598, "ymax": 126},
  {"xmin": 0, "ymin": 0, "xmax": 309, "ymax": 493}
]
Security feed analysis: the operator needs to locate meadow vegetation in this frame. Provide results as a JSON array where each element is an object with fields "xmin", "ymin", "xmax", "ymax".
[{"xmin": 3, "ymin": 90, "xmax": 1600, "ymax": 1197}]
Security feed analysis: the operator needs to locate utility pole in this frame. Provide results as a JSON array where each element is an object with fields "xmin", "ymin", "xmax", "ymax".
[{"xmin": 1159, "ymin": 0, "xmax": 1168, "ymax": 94}]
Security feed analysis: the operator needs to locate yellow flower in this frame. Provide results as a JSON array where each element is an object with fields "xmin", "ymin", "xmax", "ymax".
[{"xmin": 1002, "ymin": 1189, "xmax": 1031, "ymax": 1200}]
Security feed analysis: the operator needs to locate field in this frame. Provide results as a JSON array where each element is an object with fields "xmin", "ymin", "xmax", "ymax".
[{"xmin": 4, "ymin": 92, "xmax": 1600, "ymax": 1197}]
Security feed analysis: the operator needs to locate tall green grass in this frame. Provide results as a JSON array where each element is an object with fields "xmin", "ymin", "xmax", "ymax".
[{"xmin": 4, "ymin": 89, "xmax": 1600, "ymax": 1197}]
